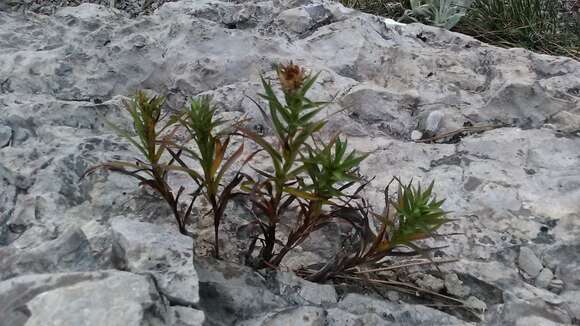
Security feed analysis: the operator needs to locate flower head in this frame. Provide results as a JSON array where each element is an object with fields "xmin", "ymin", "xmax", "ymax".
[{"xmin": 277, "ymin": 62, "xmax": 307, "ymax": 94}]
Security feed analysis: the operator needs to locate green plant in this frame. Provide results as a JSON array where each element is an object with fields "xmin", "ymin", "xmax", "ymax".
[
  {"xmin": 305, "ymin": 178, "xmax": 451, "ymax": 282},
  {"xmin": 86, "ymin": 63, "xmax": 458, "ymax": 308},
  {"xmin": 84, "ymin": 91, "xmax": 196, "ymax": 237},
  {"xmin": 240, "ymin": 63, "xmax": 374, "ymax": 269},
  {"xmin": 240, "ymin": 63, "xmax": 341, "ymax": 268},
  {"xmin": 165, "ymin": 96, "xmax": 248, "ymax": 258},
  {"xmin": 268, "ymin": 136, "xmax": 369, "ymax": 267},
  {"xmin": 240, "ymin": 63, "xmax": 452, "ymax": 275},
  {"xmin": 399, "ymin": 0, "xmax": 468, "ymax": 29},
  {"xmin": 86, "ymin": 92, "xmax": 247, "ymax": 258},
  {"xmin": 458, "ymin": 0, "xmax": 579, "ymax": 59}
]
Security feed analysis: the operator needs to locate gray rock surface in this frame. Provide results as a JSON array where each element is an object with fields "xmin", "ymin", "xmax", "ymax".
[
  {"xmin": 1, "ymin": 0, "xmax": 179, "ymax": 17},
  {"xmin": 413, "ymin": 273, "xmax": 445, "ymax": 292},
  {"xmin": 535, "ymin": 268, "xmax": 554, "ymax": 289},
  {"xmin": 0, "ymin": 0, "xmax": 579, "ymax": 325},
  {"xmin": 273, "ymin": 271, "xmax": 338, "ymax": 306},
  {"xmin": 445, "ymin": 273, "xmax": 471, "ymax": 298},
  {"xmin": 0, "ymin": 126, "xmax": 12, "ymax": 147},
  {"xmin": 193, "ymin": 257, "xmax": 289, "ymax": 325},
  {"xmin": 24, "ymin": 272, "xmax": 166, "ymax": 326},
  {"xmin": 0, "ymin": 227, "xmax": 97, "ymax": 281},
  {"xmin": 518, "ymin": 247, "xmax": 544, "ymax": 278},
  {"xmin": 169, "ymin": 306, "xmax": 205, "ymax": 326},
  {"xmin": 0, "ymin": 271, "xmax": 175, "ymax": 326},
  {"xmin": 111, "ymin": 217, "xmax": 199, "ymax": 305},
  {"xmin": 238, "ymin": 306, "xmax": 326, "ymax": 326},
  {"xmin": 333, "ymin": 293, "xmax": 470, "ymax": 325}
]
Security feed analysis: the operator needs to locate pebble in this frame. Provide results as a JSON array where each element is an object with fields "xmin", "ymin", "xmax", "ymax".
[
  {"xmin": 444, "ymin": 273, "xmax": 471, "ymax": 298},
  {"xmin": 518, "ymin": 247, "xmax": 543, "ymax": 278},
  {"xmin": 535, "ymin": 268, "xmax": 553, "ymax": 289},
  {"xmin": 414, "ymin": 274, "xmax": 445, "ymax": 292},
  {"xmin": 411, "ymin": 130, "xmax": 423, "ymax": 141},
  {"xmin": 386, "ymin": 290, "xmax": 400, "ymax": 302},
  {"xmin": 465, "ymin": 296, "xmax": 487, "ymax": 312},
  {"xmin": 548, "ymin": 279, "xmax": 564, "ymax": 294},
  {"xmin": 425, "ymin": 110, "xmax": 444, "ymax": 134}
]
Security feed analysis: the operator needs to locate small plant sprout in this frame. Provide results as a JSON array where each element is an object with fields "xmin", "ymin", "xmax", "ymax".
[
  {"xmin": 268, "ymin": 136, "xmax": 369, "ymax": 267},
  {"xmin": 240, "ymin": 62, "xmax": 343, "ymax": 268},
  {"xmin": 164, "ymin": 96, "xmax": 249, "ymax": 259},
  {"xmin": 305, "ymin": 178, "xmax": 451, "ymax": 282},
  {"xmin": 84, "ymin": 91, "xmax": 196, "ymax": 237},
  {"xmin": 86, "ymin": 92, "xmax": 249, "ymax": 258}
]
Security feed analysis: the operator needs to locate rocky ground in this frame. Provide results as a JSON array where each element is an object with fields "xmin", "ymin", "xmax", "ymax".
[{"xmin": 1, "ymin": 0, "xmax": 579, "ymax": 325}]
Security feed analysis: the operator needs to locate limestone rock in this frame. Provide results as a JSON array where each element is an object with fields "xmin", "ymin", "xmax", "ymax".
[
  {"xmin": 535, "ymin": 268, "xmax": 554, "ymax": 289},
  {"xmin": 0, "ymin": 126, "xmax": 12, "ymax": 148},
  {"xmin": 169, "ymin": 306, "xmax": 205, "ymax": 326},
  {"xmin": 424, "ymin": 110, "xmax": 444, "ymax": 135},
  {"xmin": 413, "ymin": 273, "xmax": 445, "ymax": 292},
  {"xmin": 273, "ymin": 271, "xmax": 337, "ymax": 306},
  {"xmin": 0, "ymin": 227, "xmax": 97, "ymax": 281},
  {"xmin": 0, "ymin": 271, "xmax": 169, "ymax": 326},
  {"xmin": 465, "ymin": 296, "xmax": 487, "ymax": 312},
  {"xmin": 336, "ymin": 294, "xmax": 470, "ymax": 325},
  {"xmin": 111, "ymin": 217, "xmax": 199, "ymax": 305},
  {"xmin": 411, "ymin": 130, "xmax": 424, "ymax": 140},
  {"xmin": 0, "ymin": 0, "xmax": 579, "ymax": 324},
  {"xmin": 238, "ymin": 306, "xmax": 326, "ymax": 326},
  {"xmin": 518, "ymin": 247, "xmax": 543, "ymax": 278},
  {"xmin": 193, "ymin": 257, "xmax": 288, "ymax": 325},
  {"xmin": 549, "ymin": 279, "xmax": 565, "ymax": 294},
  {"xmin": 444, "ymin": 273, "xmax": 471, "ymax": 298}
]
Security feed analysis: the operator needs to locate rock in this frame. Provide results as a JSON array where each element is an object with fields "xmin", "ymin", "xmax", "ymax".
[
  {"xmin": 338, "ymin": 84, "xmax": 414, "ymax": 138},
  {"xmin": 193, "ymin": 257, "xmax": 288, "ymax": 325},
  {"xmin": 547, "ymin": 110, "xmax": 580, "ymax": 133},
  {"xmin": 514, "ymin": 316, "xmax": 565, "ymax": 326},
  {"xmin": 111, "ymin": 217, "xmax": 199, "ymax": 305},
  {"xmin": 0, "ymin": 0, "xmax": 580, "ymax": 324},
  {"xmin": 0, "ymin": 271, "xmax": 169, "ymax": 326},
  {"xmin": 560, "ymin": 290, "xmax": 580, "ymax": 322},
  {"xmin": 0, "ymin": 227, "xmax": 97, "ymax": 281},
  {"xmin": 424, "ymin": 110, "xmax": 444, "ymax": 135},
  {"xmin": 411, "ymin": 130, "xmax": 424, "ymax": 140},
  {"xmin": 336, "ymin": 294, "xmax": 470, "ymax": 325},
  {"xmin": 535, "ymin": 268, "xmax": 554, "ymax": 289},
  {"xmin": 444, "ymin": 273, "xmax": 471, "ymax": 298},
  {"xmin": 325, "ymin": 307, "xmax": 385, "ymax": 326},
  {"xmin": 465, "ymin": 296, "xmax": 487, "ymax": 312},
  {"xmin": 510, "ymin": 299, "xmax": 571, "ymax": 325},
  {"xmin": 518, "ymin": 247, "xmax": 544, "ymax": 278},
  {"xmin": 238, "ymin": 306, "xmax": 326, "ymax": 326},
  {"xmin": 548, "ymin": 279, "xmax": 565, "ymax": 294},
  {"xmin": 3, "ymin": 0, "xmax": 179, "ymax": 16},
  {"xmin": 273, "ymin": 271, "xmax": 337, "ymax": 306},
  {"xmin": 277, "ymin": 7, "xmax": 314, "ymax": 34},
  {"xmin": 386, "ymin": 290, "xmax": 400, "ymax": 302},
  {"xmin": 413, "ymin": 273, "xmax": 445, "ymax": 292},
  {"xmin": 169, "ymin": 306, "xmax": 205, "ymax": 326},
  {"xmin": 0, "ymin": 126, "xmax": 12, "ymax": 147},
  {"xmin": 541, "ymin": 244, "xmax": 579, "ymax": 292}
]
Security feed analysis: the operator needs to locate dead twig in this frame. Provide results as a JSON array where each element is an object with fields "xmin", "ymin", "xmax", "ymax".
[
  {"xmin": 353, "ymin": 257, "xmax": 460, "ymax": 274},
  {"xmin": 335, "ymin": 274, "xmax": 467, "ymax": 306}
]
